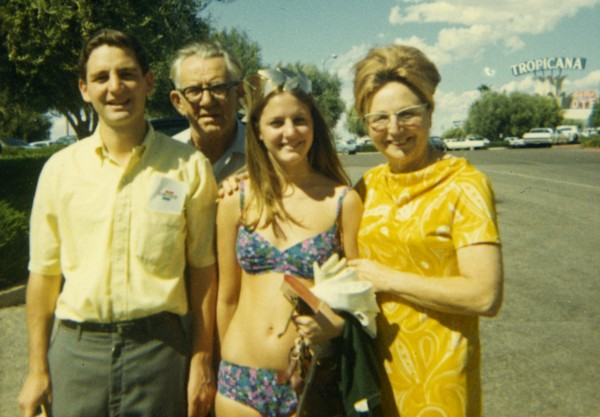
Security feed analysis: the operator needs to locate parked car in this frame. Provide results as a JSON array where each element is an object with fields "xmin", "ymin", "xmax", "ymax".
[
  {"xmin": 335, "ymin": 140, "xmax": 357, "ymax": 155},
  {"xmin": 53, "ymin": 135, "xmax": 78, "ymax": 145},
  {"xmin": 429, "ymin": 136, "xmax": 445, "ymax": 150},
  {"xmin": 555, "ymin": 125, "xmax": 580, "ymax": 143},
  {"xmin": 0, "ymin": 137, "xmax": 33, "ymax": 150},
  {"xmin": 522, "ymin": 128, "xmax": 553, "ymax": 147},
  {"xmin": 582, "ymin": 128, "xmax": 599, "ymax": 138},
  {"xmin": 347, "ymin": 137, "xmax": 362, "ymax": 151},
  {"xmin": 443, "ymin": 136, "xmax": 489, "ymax": 151},
  {"xmin": 357, "ymin": 136, "xmax": 371, "ymax": 148},
  {"xmin": 504, "ymin": 136, "xmax": 526, "ymax": 148},
  {"xmin": 30, "ymin": 140, "xmax": 52, "ymax": 148}
]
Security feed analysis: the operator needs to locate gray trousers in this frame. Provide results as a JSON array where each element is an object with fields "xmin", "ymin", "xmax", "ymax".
[{"xmin": 48, "ymin": 314, "xmax": 188, "ymax": 417}]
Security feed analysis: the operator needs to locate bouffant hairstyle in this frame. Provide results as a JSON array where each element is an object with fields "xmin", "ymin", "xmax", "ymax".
[{"xmin": 353, "ymin": 44, "xmax": 441, "ymax": 117}]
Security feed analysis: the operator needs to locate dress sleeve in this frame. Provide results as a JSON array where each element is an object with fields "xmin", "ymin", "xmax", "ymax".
[{"xmin": 452, "ymin": 170, "xmax": 500, "ymax": 249}]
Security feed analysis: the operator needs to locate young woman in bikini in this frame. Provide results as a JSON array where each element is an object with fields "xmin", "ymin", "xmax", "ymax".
[{"xmin": 214, "ymin": 68, "xmax": 363, "ymax": 417}]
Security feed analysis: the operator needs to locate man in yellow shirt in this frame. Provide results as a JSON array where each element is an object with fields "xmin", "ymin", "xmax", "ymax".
[{"xmin": 18, "ymin": 29, "xmax": 218, "ymax": 417}]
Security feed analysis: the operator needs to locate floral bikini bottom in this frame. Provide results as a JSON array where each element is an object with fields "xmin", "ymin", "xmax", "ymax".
[{"xmin": 217, "ymin": 360, "xmax": 298, "ymax": 417}]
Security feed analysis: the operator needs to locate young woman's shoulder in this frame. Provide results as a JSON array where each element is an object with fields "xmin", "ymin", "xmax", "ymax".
[
  {"xmin": 217, "ymin": 183, "xmax": 244, "ymax": 220},
  {"xmin": 340, "ymin": 186, "xmax": 363, "ymax": 211}
]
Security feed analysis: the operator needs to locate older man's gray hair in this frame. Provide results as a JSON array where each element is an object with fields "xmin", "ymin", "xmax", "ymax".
[{"xmin": 170, "ymin": 40, "xmax": 243, "ymax": 88}]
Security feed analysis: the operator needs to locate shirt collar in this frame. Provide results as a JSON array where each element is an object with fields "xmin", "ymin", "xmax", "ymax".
[
  {"xmin": 90, "ymin": 122, "xmax": 153, "ymax": 162},
  {"xmin": 225, "ymin": 120, "xmax": 245, "ymax": 157}
]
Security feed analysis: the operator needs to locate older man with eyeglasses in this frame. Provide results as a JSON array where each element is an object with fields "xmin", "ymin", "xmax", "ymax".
[{"xmin": 169, "ymin": 41, "xmax": 246, "ymax": 182}]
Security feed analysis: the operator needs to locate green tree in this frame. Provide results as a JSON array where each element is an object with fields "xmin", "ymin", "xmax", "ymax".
[
  {"xmin": 0, "ymin": 0, "xmax": 228, "ymax": 138},
  {"xmin": 346, "ymin": 106, "xmax": 367, "ymax": 137},
  {"xmin": 211, "ymin": 28, "xmax": 262, "ymax": 79},
  {"xmin": 464, "ymin": 91, "xmax": 510, "ymax": 140},
  {"xmin": 464, "ymin": 91, "xmax": 563, "ymax": 139},
  {"xmin": 442, "ymin": 127, "xmax": 466, "ymax": 139},
  {"xmin": 477, "ymin": 84, "xmax": 491, "ymax": 94},
  {"xmin": 512, "ymin": 93, "xmax": 563, "ymax": 135},
  {"xmin": 0, "ymin": 91, "xmax": 52, "ymax": 141},
  {"xmin": 589, "ymin": 102, "xmax": 600, "ymax": 127}
]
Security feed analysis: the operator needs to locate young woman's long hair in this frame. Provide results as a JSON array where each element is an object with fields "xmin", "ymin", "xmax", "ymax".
[{"xmin": 243, "ymin": 73, "xmax": 350, "ymax": 236}]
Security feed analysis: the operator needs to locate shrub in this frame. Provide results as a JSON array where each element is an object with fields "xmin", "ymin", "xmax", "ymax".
[
  {"xmin": 0, "ymin": 152, "xmax": 52, "ymax": 290},
  {"xmin": 0, "ymin": 201, "xmax": 29, "ymax": 289},
  {"xmin": 581, "ymin": 135, "xmax": 600, "ymax": 148}
]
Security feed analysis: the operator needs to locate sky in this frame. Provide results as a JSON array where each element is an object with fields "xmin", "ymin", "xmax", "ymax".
[
  {"xmin": 203, "ymin": 0, "xmax": 600, "ymax": 137},
  {"xmin": 50, "ymin": 0, "xmax": 600, "ymax": 138}
]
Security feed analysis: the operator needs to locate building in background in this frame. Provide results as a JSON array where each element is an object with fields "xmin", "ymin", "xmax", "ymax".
[{"xmin": 510, "ymin": 56, "xmax": 598, "ymax": 125}]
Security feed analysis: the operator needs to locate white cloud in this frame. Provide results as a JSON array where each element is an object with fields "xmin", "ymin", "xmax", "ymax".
[
  {"xmin": 388, "ymin": 0, "xmax": 600, "ymax": 65},
  {"xmin": 392, "ymin": 25, "xmax": 494, "ymax": 65},
  {"xmin": 499, "ymin": 77, "xmax": 538, "ymax": 94},
  {"xmin": 331, "ymin": 44, "xmax": 371, "ymax": 105},
  {"xmin": 431, "ymin": 88, "xmax": 480, "ymax": 135},
  {"xmin": 484, "ymin": 67, "xmax": 496, "ymax": 77},
  {"xmin": 564, "ymin": 70, "xmax": 600, "ymax": 91},
  {"xmin": 498, "ymin": 71, "xmax": 600, "ymax": 95}
]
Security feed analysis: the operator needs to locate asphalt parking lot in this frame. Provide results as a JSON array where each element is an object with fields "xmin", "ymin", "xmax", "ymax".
[{"xmin": 1, "ymin": 146, "xmax": 599, "ymax": 416}]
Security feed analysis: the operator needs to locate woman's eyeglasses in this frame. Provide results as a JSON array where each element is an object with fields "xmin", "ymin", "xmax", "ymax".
[{"xmin": 363, "ymin": 103, "xmax": 429, "ymax": 131}]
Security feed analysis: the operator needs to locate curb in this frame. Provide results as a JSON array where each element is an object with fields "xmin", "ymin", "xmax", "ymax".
[{"xmin": 0, "ymin": 284, "xmax": 26, "ymax": 308}]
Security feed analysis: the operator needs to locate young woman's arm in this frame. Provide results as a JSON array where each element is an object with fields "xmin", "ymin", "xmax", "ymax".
[
  {"xmin": 339, "ymin": 189, "xmax": 364, "ymax": 260},
  {"xmin": 215, "ymin": 191, "xmax": 243, "ymax": 343},
  {"xmin": 294, "ymin": 188, "xmax": 364, "ymax": 346}
]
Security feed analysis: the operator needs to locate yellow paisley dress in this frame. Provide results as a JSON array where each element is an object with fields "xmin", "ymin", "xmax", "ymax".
[{"xmin": 357, "ymin": 156, "xmax": 500, "ymax": 417}]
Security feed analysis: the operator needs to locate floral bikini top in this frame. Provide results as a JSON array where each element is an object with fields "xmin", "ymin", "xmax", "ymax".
[{"xmin": 236, "ymin": 182, "xmax": 349, "ymax": 279}]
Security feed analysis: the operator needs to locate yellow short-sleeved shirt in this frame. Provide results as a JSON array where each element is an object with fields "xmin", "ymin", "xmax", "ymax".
[
  {"xmin": 29, "ymin": 125, "xmax": 218, "ymax": 322},
  {"xmin": 357, "ymin": 156, "xmax": 500, "ymax": 417}
]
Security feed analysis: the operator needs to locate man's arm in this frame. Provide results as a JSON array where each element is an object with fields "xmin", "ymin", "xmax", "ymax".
[
  {"xmin": 186, "ymin": 264, "xmax": 217, "ymax": 417},
  {"xmin": 18, "ymin": 273, "xmax": 62, "ymax": 417}
]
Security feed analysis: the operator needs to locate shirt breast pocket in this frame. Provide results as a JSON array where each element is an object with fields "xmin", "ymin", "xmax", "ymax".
[
  {"xmin": 136, "ymin": 176, "xmax": 188, "ymax": 276},
  {"xmin": 136, "ymin": 209, "xmax": 185, "ymax": 276}
]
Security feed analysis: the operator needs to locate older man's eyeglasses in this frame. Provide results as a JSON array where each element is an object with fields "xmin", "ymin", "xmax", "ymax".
[
  {"xmin": 364, "ymin": 104, "xmax": 429, "ymax": 131},
  {"xmin": 178, "ymin": 81, "xmax": 239, "ymax": 102}
]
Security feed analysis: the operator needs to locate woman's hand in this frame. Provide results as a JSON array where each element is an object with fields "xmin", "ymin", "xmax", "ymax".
[
  {"xmin": 349, "ymin": 244, "xmax": 503, "ymax": 316},
  {"xmin": 347, "ymin": 258, "xmax": 395, "ymax": 293},
  {"xmin": 294, "ymin": 302, "xmax": 345, "ymax": 346}
]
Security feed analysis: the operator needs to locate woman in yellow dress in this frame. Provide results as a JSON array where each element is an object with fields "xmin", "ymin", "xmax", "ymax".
[{"xmin": 347, "ymin": 45, "xmax": 504, "ymax": 417}]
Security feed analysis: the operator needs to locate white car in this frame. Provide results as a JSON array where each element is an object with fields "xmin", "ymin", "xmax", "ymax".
[
  {"xmin": 582, "ymin": 128, "xmax": 599, "ymax": 138},
  {"xmin": 443, "ymin": 136, "xmax": 489, "ymax": 151},
  {"xmin": 522, "ymin": 128, "xmax": 553, "ymax": 147},
  {"xmin": 357, "ymin": 136, "xmax": 371, "ymax": 148},
  {"xmin": 555, "ymin": 125, "xmax": 580, "ymax": 143},
  {"xmin": 335, "ymin": 140, "xmax": 357, "ymax": 155},
  {"xmin": 505, "ymin": 136, "xmax": 526, "ymax": 148},
  {"xmin": 30, "ymin": 140, "xmax": 54, "ymax": 148}
]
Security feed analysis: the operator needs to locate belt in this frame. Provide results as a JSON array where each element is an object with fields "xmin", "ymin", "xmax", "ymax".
[{"xmin": 60, "ymin": 312, "xmax": 179, "ymax": 334}]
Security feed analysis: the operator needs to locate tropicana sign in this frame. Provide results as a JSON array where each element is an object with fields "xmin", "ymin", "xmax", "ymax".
[{"xmin": 511, "ymin": 57, "xmax": 587, "ymax": 76}]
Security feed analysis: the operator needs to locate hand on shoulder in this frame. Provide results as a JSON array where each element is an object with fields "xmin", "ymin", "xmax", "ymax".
[{"xmin": 217, "ymin": 172, "xmax": 248, "ymax": 200}]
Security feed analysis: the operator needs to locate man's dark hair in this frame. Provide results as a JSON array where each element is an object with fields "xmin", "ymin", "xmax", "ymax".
[{"xmin": 78, "ymin": 28, "xmax": 150, "ymax": 80}]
